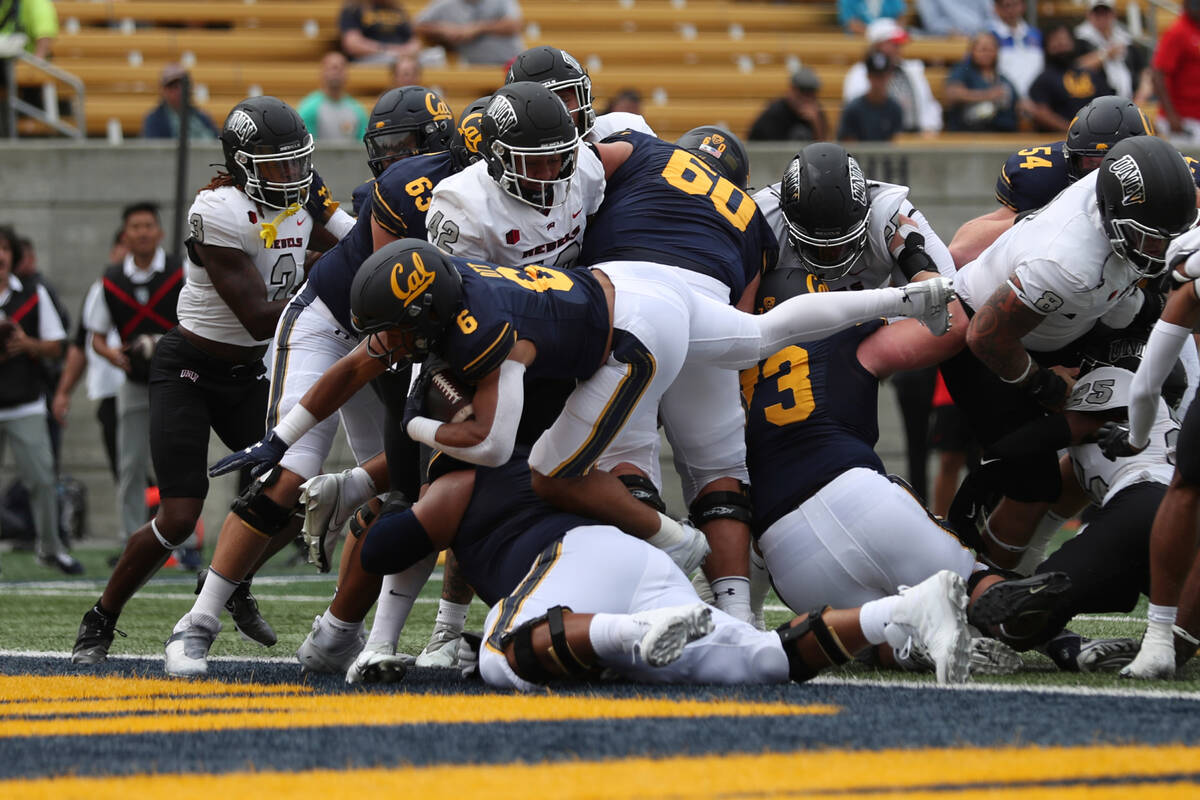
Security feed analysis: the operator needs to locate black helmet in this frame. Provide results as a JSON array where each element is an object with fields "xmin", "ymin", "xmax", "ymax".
[
  {"xmin": 450, "ymin": 95, "xmax": 491, "ymax": 170},
  {"xmin": 350, "ymin": 238, "xmax": 463, "ymax": 362},
  {"xmin": 481, "ymin": 82, "xmax": 580, "ymax": 210},
  {"xmin": 675, "ymin": 126, "xmax": 750, "ymax": 189},
  {"xmin": 364, "ymin": 86, "xmax": 455, "ymax": 177},
  {"xmin": 1064, "ymin": 96, "xmax": 1153, "ymax": 181},
  {"xmin": 506, "ymin": 46, "xmax": 596, "ymax": 138},
  {"xmin": 754, "ymin": 266, "xmax": 829, "ymax": 314},
  {"xmin": 1096, "ymin": 136, "xmax": 1199, "ymax": 278},
  {"xmin": 220, "ymin": 96, "xmax": 313, "ymax": 209},
  {"xmin": 780, "ymin": 143, "xmax": 872, "ymax": 281}
]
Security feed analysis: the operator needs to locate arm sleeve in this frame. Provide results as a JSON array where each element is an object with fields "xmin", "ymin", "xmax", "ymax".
[
  {"xmin": 36, "ymin": 286, "xmax": 66, "ymax": 341},
  {"xmin": 407, "ymin": 359, "xmax": 526, "ymax": 467},
  {"xmin": 1129, "ymin": 319, "xmax": 1192, "ymax": 448}
]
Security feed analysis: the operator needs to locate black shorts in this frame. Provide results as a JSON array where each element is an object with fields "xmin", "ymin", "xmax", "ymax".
[
  {"xmin": 149, "ymin": 328, "xmax": 269, "ymax": 499},
  {"xmin": 929, "ymin": 404, "xmax": 974, "ymax": 453},
  {"xmin": 1035, "ymin": 480, "xmax": 1165, "ymax": 633},
  {"xmin": 1176, "ymin": 395, "xmax": 1200, "ymax": 487}
]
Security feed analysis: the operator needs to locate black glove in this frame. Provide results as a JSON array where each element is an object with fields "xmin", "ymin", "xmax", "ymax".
[
  {"xmin": 895, "ymin": 231, "xmax": 936, "ymax": 280},
  {"xmin": 1095, "ymin": 421, "xmax": 1147, "ymax": 461},
  {"xmin": 403, "ymin": 366, "xmax": 435, "ymax": 430},
  {"xmin": 304, "ymin": 168, "xmax": 340, "ymax": 224},
  {"xmin": 1026, "ymin": 366, "xmax": 1069, "ymax": 412},
  {"xmin": 209, "ymin": 431, "xmax": 289, "ymax": 478}
]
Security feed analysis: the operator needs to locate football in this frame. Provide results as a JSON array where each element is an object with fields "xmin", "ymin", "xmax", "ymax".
[
  {"xmin": 424, "ymin": 364, "xmax": 475, "ymax": 424},
  {"xmin": 126, "ymin": 333, "xmax": 161, "ymax": 383}
]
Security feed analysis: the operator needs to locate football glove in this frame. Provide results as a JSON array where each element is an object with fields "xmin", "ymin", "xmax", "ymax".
[
  {"xmin": 209, "ymin": 431, "xmax": 289, "ymax": 478},
  {"xmin": 1095, "ymin": 421, "xmax": 1147, "ymax": 461},
  {"xmin": 403, "ymin": 367, "xmax": 434, "ymax": 429}
]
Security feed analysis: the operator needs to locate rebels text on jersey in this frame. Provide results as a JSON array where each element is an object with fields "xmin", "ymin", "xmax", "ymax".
[
  {"xmin": 308, "ymin": 152, "xmax": 456, "ymax": 333},
  {"xmin": 581, "ymin": 130, "xmax": 777, "ymax": 303},
  {"xmin": 742, "ymin": 320, "xmax": 885, "ymax": 536},
  {"xmin": 180, "ymin": 186, "xmax": 312, "ymax": 346},
  {"xmin": 426, "ymin": 146, "xmax": 606, "ymax": 268},
  {"xmin": 439, "ymin": 256, "xmax": 610, "ymax": 383},
  {"xmin": 955, "ymin": 170, "xmax": 1145, "ymax": 353},
  {"xmin": 755, "ymin": 180, "xmax": 922, "ymax": 291}
]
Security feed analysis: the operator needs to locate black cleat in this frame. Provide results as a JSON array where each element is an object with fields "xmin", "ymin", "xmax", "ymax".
[
  {"xmin": 1046, "ymin": 631, "xmax": 1138, "ymax": 673},
  {"xmin": 195, "ymin": 569, "xmax": 278, "ymax": 647},
  {"xmin": 969, "ymin": 571, "xmax": 1072, "ymax": 630},
  {"xmin": 72, "ymin": 604, "xmax": 125, "ymax": 665}
]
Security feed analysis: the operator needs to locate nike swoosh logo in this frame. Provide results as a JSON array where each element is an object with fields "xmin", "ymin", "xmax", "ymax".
[
  {"xmin": 979, "ymin": 458, "xmax": 1000, "ymax": 467},
  {"xmin": 387, "ymin": 590, "xmax": 413, "ymax": 598},
  {"xmin": 572, "ymin": 209, "xmax": 582, "ymax": 218},
  {"xmin": 1028, "ymin": 585, "xmax": 1045, "ymax": 595}
]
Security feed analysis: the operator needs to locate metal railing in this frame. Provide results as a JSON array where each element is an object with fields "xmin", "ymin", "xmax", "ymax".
[{"xmin": 1, "ymin": 34, "xmax": 86, "ymax": 140}]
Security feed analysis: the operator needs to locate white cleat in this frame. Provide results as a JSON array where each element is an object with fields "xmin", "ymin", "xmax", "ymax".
[
  {"xmin": 296, "ymin": 616, "xmax": 365, "ymax": 674},
  {"xmin": 1121, "ymin": 635, "xmax": 1176, "ymax": 680},
  {"xmin": 298, "ymin": 470, "xmax": 360, "ymax": 573},
  {"xmin": 968, "ymin": 637, "xmax": 1023, "ymax": 676},
  {"xmin": 662, "ymin": 521, "xmax": 711, "ymax": 576},
  {"xmin": 415, "ymin": 625, "xmax": 463, "ymax": 669},
  {"xmin": 633, "ymin": 603, "xmax": 715, "ymax": 668},
  {"xmin": 898, "ymin": 277, "xmax": 954, "ymax": 336},
  {"xmin": 164, "ymin": 612, "xmax": 221, "ymax": 678},
  {"xmin": 888, "ymin": 570, "xmax": 971, "ymax": 685},
  {"xmin": 346, "ymin": 641, "xmax": 412, "ymax": 685}
]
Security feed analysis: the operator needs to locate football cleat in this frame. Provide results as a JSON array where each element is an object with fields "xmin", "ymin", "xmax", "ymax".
[
  {"xmin": 1121, "ymin": 622, "xmax": 1177, "ymax": 680},
  {"xmin": 898, "ymin": 277, "xmax": 954, "ymax": 336},
  {"xmin": 968, "ymin": 636, "xmax": 1023, "ymax": 676},
  {"xmin": 968, "ymin": 571, "xmax": 1071, "ymax": 631},
  {"xmin": 296, "ymin": 615, "xmax": 366, "ymax": 674},
  {"xmin": 40, "ymin": 552, "xmax": 84, "ymax": 575},
  {"xmin": 662, "ymin": 521, "xmax": 711, "ymax": 576},
  {"xmin": 298, "ymin": 469, "xmax": 361, "ymax": 573},
  {"xmin": 415, "ymin": 625, "xmax": 463, "ymax": 668},
  {"xmin": 888, "ymin": 570, "xmax": 971, "ymax": 685},
  {"xmin": 631, "ymin": 603, "xmax": 714, "ymax": 668},
  {"xmin": 346, "ymin": 641, "xmax": 412, "ymax": 685},
  {"xmin": 71, "ymin": 605, "xmax": 125, "ymax": 665},
  {"xmin": 164, "ymin": 612, "xmax": 221, "ymax": 677},
  {"xmin": 195, "ymin": 569, "xmax": 276, "ymax": 647}
]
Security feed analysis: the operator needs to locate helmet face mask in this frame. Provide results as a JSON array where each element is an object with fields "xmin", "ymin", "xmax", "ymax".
[
  {"xmin": 784, "ymin": 209, "xmax": 871, "ymax": 281},
  {"xmin": 490, "ymin": 137, "xmax": 578, "ymax": 209},
  {"xmin": 364, "ymin": 87, "xmax": 454, "ymax": 177},
  {"xmin": 482, "ymin": 86, "xmax": 580, "ymax": 211},
  {"xmin": 221, "ymin": 98, "xmax": 314, "ymax": 209},
  {"xmin": 549, "ymin": 76, "xmax": 595, "ymax": 138},
  {"xmin": 780, "ymin": 144, "xmax": 872, "ymax": 282},
  {"xmin": 1105, "ymin": 214, "xmax": 1195, "ymax": 277}
]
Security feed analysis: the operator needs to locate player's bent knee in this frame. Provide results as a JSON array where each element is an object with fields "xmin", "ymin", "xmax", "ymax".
[
  {"xmin": 688, "ymin": 483, "xmax": 752, "ymax": 529},
  {"xmin": 501, "ymin": 605, "xmax": 596, "ymax": 683},
  {"xmin": 775, "ymin": 608, "xmax": 853, "ymax": 683},
  {"xmin": 231, "ymin": 467, "xmax": 297, "ymax": 539}
]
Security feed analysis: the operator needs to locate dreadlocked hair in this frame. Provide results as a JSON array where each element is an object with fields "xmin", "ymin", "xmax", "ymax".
[{"xmin": 202, "ymin": 172, "xmax": 237, "ymax": 191}]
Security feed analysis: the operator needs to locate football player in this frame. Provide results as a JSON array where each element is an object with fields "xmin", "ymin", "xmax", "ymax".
[
  {"xmin": 946, "ymin": 136, "xmax": 1198, "ymax": 569},
  {"xmin": 754, "ymin": 142, "xmax": 956, "ymax": 292},
  {"xmin": 948, "ymin": 96, "xmax": 1156, "ymax": 267},
  {"xmin": 1097, "ymin": 232, "xmax": 1200, "ymax": 677},
  {"xmin": 72, "ymin": 97, "xmax": 316, "ymax": 668}
]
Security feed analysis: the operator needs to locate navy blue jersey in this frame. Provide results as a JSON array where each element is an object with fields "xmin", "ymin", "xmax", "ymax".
[
  {"xmin": 439, "ymin": 257, "xmax": 610, "ymax": 383},
  {"xmin": 351, "ymin": 180, "xmax": 373, "ymax": 217},
  {"xmin": 307, "ymin": 152, "xmax": 456, "ymax": 332},
  {"xmin": 452, "ymin": 450, "xmax": 594, "ymax": 606},
  {"xmin": 994, "ymin": 141, "xmax": 1070, "ymax": 213},
  {"xmin": 580, "ymin": 130, "xmax": 778, "ymax": 303},
  {"xmin": 743, "ymin": 320, "xmax": 886, "ymax": 535}
]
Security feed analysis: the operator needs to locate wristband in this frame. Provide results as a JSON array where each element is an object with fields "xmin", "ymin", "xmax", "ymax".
[
  {"xmin": 274, "ymin": 404, "xmax": 319, "ymax": 445},
  {"xmin": 998, "ymin": 353, "xmax": 1034, "ymax": 385},
  {"xmin": 1026, "ymin": 366, "xmax": 1068, "ymax": 408}
]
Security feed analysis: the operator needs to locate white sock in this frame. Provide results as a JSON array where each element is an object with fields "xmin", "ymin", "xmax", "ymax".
[
  {"xmin": 858, "ymin": 595, "xmax": 901, "ymax": 645},
  {"xmin": 321, "ymin": 609, "xmax": 362, "ymax": 644},
  {"xmin": 588, "ymin": 613, "xmax": 642, "ymax": 659},
  {"xmin": 711, "ymin": 576, "xmax": 752, "ymax": 624},
  {"xmin": 343, "ymin": 466, "xmax": 377, "ymax": 509},
  {"xmin": 186, "ymin": 568, "xmax": 238, "ymax": 627},
  {"xmin": 1143, "ymin": 619, "xmax": 1176, "ymax": 649},
  {"xmin": 749, "ymin": 549, "xmax": 770, "ymax": 620},
  {"xmin": 1015, "ymin": 512, "xmax": 1066, "ymax": 576},
  {"xmin": 367, "ymin": 552, "xmax": 437, "ymax": 649},
  {"xmin": 434, "ymin": 599, "xmax": 471, "ymax": 633},
  {"xmin": 1148, "ymin": 603, "xmax": 1178, "ymax": 625}
]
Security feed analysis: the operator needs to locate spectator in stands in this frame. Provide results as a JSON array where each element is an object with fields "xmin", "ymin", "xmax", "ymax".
[
  {"xmin": 943, "ymin": 33, "xmax": 1018, "ymax": 132},
  {"xmin": 1150, "ymin": 0, "xmax": 1200, "ymax": 142},
  {"xmin": 0, "ymin": 225, "xmax": 78, "ymax": 575},
  {"xmin": 748, "ymin": 66, "xmax": 829, "ymax": 142},
  {"xmin": 841, "ymin": 18, "xmax": 942, "ymax": 135},
  {"xmin": 298, "ymin": 52, "xmax": 368, "ymax": 142},
  {"xmin": 604, "ymin": 89, "xmax": 643, "ymax": 116},
  {"xmin": 0, "ymin": 0, "xmax": 57, "ymax": 59},
  {"xmin": 414, "ymin": 0, "xmax": 524, "ymax": 66},
  {"xmin": 914, "ymin": 0, "xmax": 992, "ymax": 37},
  {"xmin": 339, "ymin": 0, "xmax": 420, "ymax": 63},
  {"xmin": 838, "ymin": 52, "xmax": 905, "ymax": 142},
  {"xmin": 141, "ymin": 65, "xmax": 219, "ymax": 140},
  {"xmin": 392, "ymin": 54, "xmax": 423, "ymax": 86},
  {"xmin": 837, "ymin": 0, "xmax": 906, "ymax": 37},
  {"xmin": 1075, "ymin": 0, "xmax": 1146, "ymax": 102},
  {"xmin": 989, "ymin": 0, "xmax": 1043, "ymax": 100},
  {"xmin": 1027, "ymin": 24, "xmax": 1113, "ymax": 133}
]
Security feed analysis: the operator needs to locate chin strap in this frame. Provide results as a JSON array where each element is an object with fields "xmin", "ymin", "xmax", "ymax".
[{"xmin": 259, "ymin": 202, "xmax": 303, "ymax": 248}]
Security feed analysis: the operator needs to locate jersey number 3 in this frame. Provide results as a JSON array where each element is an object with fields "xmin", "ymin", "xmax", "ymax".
[
  {"xmin": 741, "ymin": 345, "xmax": 815, "ymax": 426},
  {"xmin": 660, "ymin": 150, "xmax": 756, "ymax": 231}
]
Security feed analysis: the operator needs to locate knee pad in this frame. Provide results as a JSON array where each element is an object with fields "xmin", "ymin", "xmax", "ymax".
[
  {"xmin": 499, "ymin": 605, "xmax": 596, "ymax": 683},
  {"xmin": 688, "ymin": 484, "xmax": 752, "ymax": 528},
  {"xmin": 230, "ymin": 467, "xmax": 295, "ymax": 537},
  {"xmin": 775, "ymin": 608, "xmax": 852, "ymax": 683},
  {"xmin": 618, "ymin": 474, "xmax": 666, "ymax": 514}
]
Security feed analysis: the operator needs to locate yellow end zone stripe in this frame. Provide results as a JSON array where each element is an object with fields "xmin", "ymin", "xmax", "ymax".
[
  {"xmin": 0, "ymin": 675, "xmax": 836, "ymax": 737},
  {"xmin": 2, "ymin": 745, "xmax": 1198, "ymax": 800},
  {"xmin": 0, "ymin": 675, "xmax": 311, "ymax": 702}
]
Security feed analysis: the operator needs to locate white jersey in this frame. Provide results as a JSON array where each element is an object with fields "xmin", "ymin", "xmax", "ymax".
[
  {"xmin": 426, "ymin": 145, "xmax": 606, "ymax": 268},
  {"xmin": 1066, "ymin": 366, "xmax": 1177, "ymax": 506},
  {"xmin": 589, "ymin": 112, "xmax": 655, "ymax": 142},
  {"xmin": 1167, "ymin": 224, "xmax": 1200, "ymax": 280},
  {"xmin": 178, "ymin": 186, "xmax": 312, "ymax": 347},
  {"xmin": 753, "ymin": 180, "xmax": 950, "ymax": 291},
  {"xmin": 955, "ymin": 171, "xmax": 1144, "ymax": 353}
]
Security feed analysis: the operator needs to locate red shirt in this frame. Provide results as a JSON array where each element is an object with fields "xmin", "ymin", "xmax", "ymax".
[{"xmin": 1153, "ymin": 14, "xmax": 1200, "ymax": 121}]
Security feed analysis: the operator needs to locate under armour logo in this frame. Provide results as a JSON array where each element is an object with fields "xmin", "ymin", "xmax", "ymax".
[{"xmin": 716, "ymin": 588, "xmax": 737, "ymax": 597}]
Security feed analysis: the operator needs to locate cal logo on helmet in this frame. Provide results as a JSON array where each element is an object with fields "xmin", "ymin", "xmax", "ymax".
[
  {"xmin": 425, "ymin": 92, "xmax": 452, "ymax": 122},
  {"xmin": 390, "ymin": 252, "xmax": 435, "ymax": 307},
  {"xmin": 1108, "ymin": 153, "xmax": 1145, "ymax": 206},
  {"xmin": 699, "ymin": 133, "xmax": 727, "ymax": 160},
  {"xmin": 459, "ymin": 111, "xmax": 484, "ymax": 156}
]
